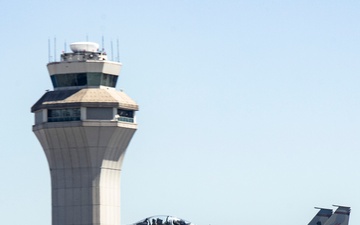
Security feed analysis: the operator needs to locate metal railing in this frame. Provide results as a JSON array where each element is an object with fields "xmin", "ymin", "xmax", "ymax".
[{"xmin": 118, "ymin": 116, "xmax": 134, "ymax": 123}]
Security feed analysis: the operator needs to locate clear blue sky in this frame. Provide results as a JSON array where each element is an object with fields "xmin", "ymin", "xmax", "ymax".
[{"xmin": 1, "ymin": 1, "xmax": 360, "ymax": 225}]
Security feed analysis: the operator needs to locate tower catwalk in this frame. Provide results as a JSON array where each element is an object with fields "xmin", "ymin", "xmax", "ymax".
[{"xmin": 31, "ymin": 42, "xmax": 138, "ymax": 225}]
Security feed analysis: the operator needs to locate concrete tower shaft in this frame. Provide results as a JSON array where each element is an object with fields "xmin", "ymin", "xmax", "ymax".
[{"xmin": 31, "ymin": 42, "xmax": 138, "ymax": 225}]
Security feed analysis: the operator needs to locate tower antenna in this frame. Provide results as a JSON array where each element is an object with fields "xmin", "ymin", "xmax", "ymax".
[
  {"xmin": 86, "ymin": 34, "xmax": 89, "ymax": 42},
  {"xmin": 54, "ymin": 37, "xmax": 57, "ymax": 62},
  {"xmin": 116, "ymin": 38, "xmax": 120, "ymax": 62},
  {"xmin": 48, "ymin": 38, "xmax": 51, "ymax": 62},
  {"xmin": 102, "ymin": 35, "xmax": 105, "ymax": 52},
  {"xmin": 111, "ymin": 40, "xmax": 114, "ymax": 61},
  {"xmin": 64, "ymin": 40, "xmax": 67, "ymax": 53}
]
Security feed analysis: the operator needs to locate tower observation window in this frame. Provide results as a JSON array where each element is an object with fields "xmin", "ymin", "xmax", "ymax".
[
  {"xmin": 117, "ymin": 109, "xmax": 134, "ymax": 123},
  {"xmin": 48, "ymin": 108, "xmax": 80, "ymax": 122},
  {"xmin": 51, "ymin": 73, "xmax": 118, "ymax": 88}
]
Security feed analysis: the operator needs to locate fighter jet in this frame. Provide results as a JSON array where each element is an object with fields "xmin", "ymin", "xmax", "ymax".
[
  {"xmin": 131, "ymin": 215, "xmax": 194, "ymax": 225},
  {"xmin": 308, "ymin": 205, "xmax": 351, "ymax": 225}
]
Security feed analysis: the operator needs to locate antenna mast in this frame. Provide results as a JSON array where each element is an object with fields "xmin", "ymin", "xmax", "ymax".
[
  {"xmin": 111, "ymin": 40, "xmax": 114, "ymax": 61},
  {"xmin": 116, "ymin": 38, "xmax": 120, "ymax": 62},
  {"xmin": 48, "ymin": 38, "xmax": 51, "ymax": 62},
  {"xmin": 54, "ymin": 37, "xmax": 57, "ymax": 62},
  {"xmin": 102, "ymin": 36, "xmax": 105, "ymax": 52}
]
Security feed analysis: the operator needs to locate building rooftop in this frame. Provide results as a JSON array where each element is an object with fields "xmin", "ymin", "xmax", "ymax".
[{"xmin": 31, "ymin": 87, "xmax": 138, "ymax": 112}]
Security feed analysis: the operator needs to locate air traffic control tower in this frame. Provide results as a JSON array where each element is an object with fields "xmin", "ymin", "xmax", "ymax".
[{"xmin": 31, "ymin": 42, "xmax": 138, "ymax": 225}]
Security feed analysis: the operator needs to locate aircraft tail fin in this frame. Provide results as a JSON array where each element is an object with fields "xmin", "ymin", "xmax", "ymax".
[
  {"xmin": 323, "ymin": 205, "xmax": 351, "ymax": 225},
  {"xmin": 308, "ymin": 207, "xmax": 333, "ymax": 225}
]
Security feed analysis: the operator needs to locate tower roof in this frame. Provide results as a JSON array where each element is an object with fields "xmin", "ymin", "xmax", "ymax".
[{"xmin": 31, "ymin": 88, "xmax": 138, "ymax": 112}]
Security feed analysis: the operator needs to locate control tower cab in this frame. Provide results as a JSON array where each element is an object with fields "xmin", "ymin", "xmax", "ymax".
[
  {"xmin": 31, "ymin": 42, "xmax": 138, "ymax": 225},
  {"xmin": 33, "ymin": 41, "xmax": 138, "ymax": 123},
  {"xmin": 51, "ymin": 42, "xmax": 119, "ymax": 89}
]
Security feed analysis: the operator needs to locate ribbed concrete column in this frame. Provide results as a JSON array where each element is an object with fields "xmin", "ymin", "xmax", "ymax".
[{"xmin": 33, "ymin": 121, "xmax": 136, "ymax": 225}]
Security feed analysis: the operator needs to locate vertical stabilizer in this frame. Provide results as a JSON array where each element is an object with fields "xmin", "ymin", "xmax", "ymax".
[
  {"xmin": 323, "ymin": 205, "xmax": 351, "ymax": 225},
  {"xmin": 308, "ymin": 207, "xmax": 333, "ymax": 225}
]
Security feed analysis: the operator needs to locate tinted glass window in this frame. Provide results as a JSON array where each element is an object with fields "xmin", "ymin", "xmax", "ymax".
[
  {"xmin": 77, "ymin": 73, "xmax": 87, "ymax": 86},
  {"xmin": 101, "ymin": 73, "xmax": 109, "ymax": 86},
  {"xmin": 87, "ymin": 73, "xmax": 101, "ymax": 86},
  {"xmin": 55, "ymin": 73, "xmax": 77, "ymax": 87},
  {"xmin": 51, "ymin": 73, "xmax": 118, "ymax": 88},
  {"xmin": 109, "ymin": 76, "xmax": 118, "ymax": 87},
  {"xmin": 118, "ymin": 109, "xmax": 134, "ymax": 118},
  {"xmin": 117, "ymin": 109, "xmax": 135, "ymax": 123},
  {"xmin": 48, "ymin": 108, "xmax": 81, "ymax": 122},
  {"xmin": 51, "ymin": 76, "xmax": 58, "ymax": 87}
]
